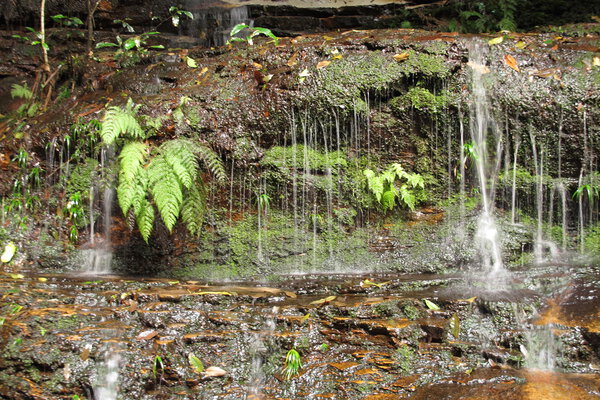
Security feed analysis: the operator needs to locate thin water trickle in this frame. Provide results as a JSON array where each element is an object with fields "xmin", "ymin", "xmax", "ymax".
[
  {"xmin": 247, "ymin": 314, "xmax": 276, "ymax": 399},
  {"xmin": 82, "ymin": 147, "xmax": 115, "ymax": 275},
  {"xmin": 523, "ymin": 324, "xmax": 558, "ymax": 371},
  {"xmin": 467, "ymin": 40, "xmax": 505, "ymax": 282},
  {"xmin": 94, "ymin": 345, "xmax": 121, "ymax": 400}
]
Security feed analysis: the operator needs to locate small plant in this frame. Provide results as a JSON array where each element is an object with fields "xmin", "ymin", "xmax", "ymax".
[
  {"xmin": 152, "ymin": 355, "xmax": 164, "ymax": 379},
  {"xmin": 227, "ymin": 23, "xmax": 278, "ymax": 46},
  {"xmin": 363, "ymin": 163, "xmax": 425, "ymax": 211},
  {"xmin": 282, "ymin": 347, "xmax": 302, "ymax": 380},
  {"xmin": 10, "ymin": 84, "xmax": 39, "ymax": 118},
  {"xmin": 257, "ymin": 193, "xmax": 271, "ymax": 215},
  {"xmin": 169, "ymin": 6, "xmax": 194, "ymax": 27},
  {"xmin": 64, "ymin": 192, "xmax": 84, "ymax": 243},
  {"xmin": 114, "ymin": 18, "xmax": 135, "ymax": 33},
  {"xmin": 573, "ymin": 183, "xmax": 598, "ymax": 202},
  {"xmin": 395, "ymin": 345, "xmax": 415, "ymax": 372},
  {"xmin": 12, "ymin": 27, "xmax": 49, "ymax": 51},
  {"xmin": 96, "ymin": 32, "xmax": 164, "ymax": 66}
]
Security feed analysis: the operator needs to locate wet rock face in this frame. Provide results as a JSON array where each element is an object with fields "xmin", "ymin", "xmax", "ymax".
[{"xmin": 0, "ymin": 265, "xmax": 599, "ymax": 399}]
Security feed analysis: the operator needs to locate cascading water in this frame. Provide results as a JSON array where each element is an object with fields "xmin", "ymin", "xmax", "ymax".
[
  {"xmin": 246, "ymin": 313, "xmax": 276, "ymax": 398},
  {"xmin": 183, "ymin": 3, "xmax": 251, "ymax": 47},
  {"xmin": 467, "ymin": 41, "xmax": 506, "ymax": 283},
  {"xmin": 82, "ymin": 146, "xmax": 114, "ymax": 274}
]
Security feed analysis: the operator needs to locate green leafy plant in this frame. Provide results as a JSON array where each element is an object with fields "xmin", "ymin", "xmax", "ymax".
[
  {"xmin": 363, "ymin": 163, "xmax": 425, "ymax": 211},
  {"xmin": 227, "ymin": 23, "xmax": 279, "ymax": 46},
  {"xmin": 100, "ymin": 99, "xmax": 225, "ymax": 242},
  {"xmin": 113, "ymin": 18, "xmax": 135, "ymax": 33},
  {"xmin": 51, "ymin": 14, "xmax": 84, "ymax": 27},
  {"xmin": 169, "ymin": 6, "xmax": 194, "ymax": 27},
  {"xmin": 10, "ymin": 84, "xmax": 39, "ymax": 118},
  {"xmin": 282, "ymin": 347, "xmax": 302, "ymax": 380},
  {"xmin": 96, "ymin": 32, "xmax": 164, "ymax": 66},
  {"xmin": 573, "ymin": 184, "xmax": 598, "ymax": 202},
  {"xmin": 64, "ymin": 192, "xmax": 84, "ymax": 243}
]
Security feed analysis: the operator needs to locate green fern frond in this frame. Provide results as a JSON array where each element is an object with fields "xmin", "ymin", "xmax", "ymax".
[
  {"xmin": 100, "ymin": 105, "xmax": 144, "ymax": 145},
  {"xmin": 148, "ymin": 155, "xmax": 182, "ymax": 232},
  {"xmin": 181, "ymin": 183, "xmax": 206, "ymax": 236},
  {"xmin": 118, "ymin": 169, "xmax": 148, "ymax": 216},
  {"xmin": 135, "ymin": 197, "xmax": 155, "ymax": 243},
  {"xmin": 192, "ymin": 143, "xmax": 226, "ymax": 183},
  {"xmin": 381, "ymin": 189, "xmax": 396, "ymax": 211},
  {"xmin": 161, "ymin": 140, "xmax": 198, "ymax": 189},
  {"xmin": 365, "ymin": 173, "xmax": 384, "ymax": 202},
  {"xmin": 11, "ymin": 83, "xmax": 33, "ymax": 100},
  {"xmin": 119, "ymin": 141, "xmax": 148, "ymax": 183},
  {"xmin": 399, "ymin": 185, "xmax": 416, "ymax": 211}
]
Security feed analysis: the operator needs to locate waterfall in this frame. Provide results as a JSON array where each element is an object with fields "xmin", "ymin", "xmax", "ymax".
[
  {"xmin": 247, "ymin": 313, "xmax": 276, "ymax": 398},
  {"xmin": 184, "ymin": 4, "xmax": 251, "ymax": 47},
  {"xmin": 82, "ymin": 146, "xmax": 114, "ymax": 275},
  {"xmin": 467, "ymin": 41, "xmax": 505, "ymax": 281}
]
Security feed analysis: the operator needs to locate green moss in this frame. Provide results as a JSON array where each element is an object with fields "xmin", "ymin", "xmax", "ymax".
[
  {"xmin": 306, "ymin": 52, "xmax": 450, "ymax": 112},
  {"xmin": 261, "ymin": 145, "xmax": 347, "ymax": 171},
  {"xmin": 390, "ymin": 86, "xmax": 451, "ymax": 114}
]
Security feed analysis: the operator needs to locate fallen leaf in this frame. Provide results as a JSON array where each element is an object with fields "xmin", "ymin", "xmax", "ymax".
[
  {"xmin": 287, "ymin": 52, "xmax": 298, "ymax": 67},
  {"xmin": 1, "ymin": 242, "xmax": 17, "ymax": 263},
  {"xmin": 194, "ymin": 291, "xmax": 234, "ymax": 296},
  {"xmin": 252, "ymin": 62, "xmax": 263, "ymax": 70},
  {"xmin": 198, "ymin": 67, "xmax": 208, "ymax": 76},
  {"xmin": 515, "ymin": 41, "xmax": 527, "ymax": 49},
  {"xmin": 80, "ymin": 347, "xmax": 90, "ymax": 361},
  {"xmin": 488, "ymin": 36, "xmax": 504, "ymax": 45},
  {"xmin": 185, "ymin": 56, "xmax": 197, "ymax": 68},
  {"xmin": 136, "ymin": 330, "xmax": 158, "ymax": 341},
  {"xmin": 37, "ymin": 277, "xmax": 47, "ymax": 282},
  {"xmin": 593, "ymin": 57, "xmax": 600, "ymax": 67},
  {"xmin": 188, "ymin": 353, "xmax": 204, "ymax": 374},
  {"xmin": 323, "ymin": 35, "xmax": 334, "ymax": 41},
  {"xmin": 504, "ymin": 54, "xmax": 520, "ymax": 72},
  {"xmin": 458, "ymin": 296, "xmax": 477, "ymax": 303},
  {"xmin": 203, "ymin": 366, "xmax": 227, "ymax": 377},
  {"xmin": 316, "ymin": 60, "xmax": 331, "ymax": 69},
  {"xmin": 310, "ymin": 295, "xmax": 336, "ymax": 305},
  {"xmin": 424, "ymin": 299, "xmax": 440, "ymax": 310},
  {"xmin": 449, "ymin": 313, "xmax": 460, "ymax": 338},
  {"xmin": 393, "ymin": 52, "xmax": 410, "ymax": 62},
  {"xmin": 9, "ymin": 273, "xmax": 24, "ymax": 279}
]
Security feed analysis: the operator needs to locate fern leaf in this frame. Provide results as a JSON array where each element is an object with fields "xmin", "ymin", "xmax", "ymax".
[
  {"xmin": 399, "ymin": 185, "xmax": 416, "ymax": 211},
  {"xmin": 367, "ymin": 176, "xmax": 384, "ymax": 202},
  {"xmin": 161, "ymin": 140, "xmax": 197, "ymax": 189},
  {"xmin": 135, "ymin": 198, "xmax": 155, "ymax": 243},
  {"xmin": 118, "ymin": 169, "xmax": 148, "ymax": 216},
  {"xmin": 148, "ymin": 155, "xmax": 182, "ymax": 232},
  {"xmin": 193, "ymin": 143, "xmax": 226, "ymax": 183},
  {"xmin": 381, "ymin": 189, "xmax": 396, "ymax": 211},
  {"xmin": 390, "ymin": 163, "xmax": 405, "ymax": 179},
  {"xmin": 119, "ymin": 141, "xmax": 148, "ymax": 183},
  {"xmin": 11, "ymin": 83, "xmax": 33, "ymax": 100},
  {"xmin": 100, "ymin": 105, "xmax": 144, "ymax": 145},
  {"xmin": 181, "ymin": 183, "xmax": 206, "ymax": 236}
]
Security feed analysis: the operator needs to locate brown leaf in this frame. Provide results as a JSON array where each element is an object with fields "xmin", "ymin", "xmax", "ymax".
[
  {"xmin": 287, "ymin": 52, "xmax": 298, "ymax": 67},
  {"xmin": 136, "ymin": 329, "xmax": 158, "ymax": 341},
  {"xmin": 393, "ymin": 52, "xmax": 410, "ymax": 62},
  {"xmin": 80, "ymin": 347, "xmax": 90, "ymax": 361},
  {"xmin": 316, "ymin": 60, "xmax": 331, "ymax": 69},
  {"xmin": 504, "ymin": 54, "xmax": 520, "ymax": 72}
]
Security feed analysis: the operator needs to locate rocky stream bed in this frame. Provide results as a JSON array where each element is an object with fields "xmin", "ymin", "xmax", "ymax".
[{"xmin": 1, "ymin": 259, "xmax": 599, "ymax": 399}]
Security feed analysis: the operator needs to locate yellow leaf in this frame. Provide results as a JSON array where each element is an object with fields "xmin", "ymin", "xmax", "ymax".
[
  {"xmin": 316, "ymin": 60, "xmax": 331, "ymax": 69},
  {"xmin": 301, "ymin": 313, "xmax": 311, "ymax": 323},
  {"xmin": 515, "ymin": 41, "xmax": 527, "ymax": 49},
  {"xmin": 199, "ymin": 67, "xmax": 208, "ymax": 76},
  {"xmin": 504, "ymin": 54, "xmax": 520, "ymax": 72},
  {"xmin": 252, "ymin": 62, "xmax": 263, "ymax": 70},
  {"xmin": 593, "ymin": 57, "xmax": 600, "ymax": 67},
  {"xmin": 458, "ymin": 296, "xmax": 477, "ymax": 303},
  {"xmin": 38, "ymin": 277, "xmax": 48, "ymax": 282},
  {"xmin": 9, "ymin": 273, "xmax": 24, "ymax": 279},
  {"xmin": 310, "ymin": 295, "xmax": 336, "ymax": 305},
  {"xmin": 393, "ymin": 52, "xmax": 410, "ymax": 62},
  {"xmin": 323, "ymin": 35, "xmax": 334, "ymax": 41},
  {"xmin": 488, "ymin": 36, "xmax": 504, "ymax": 45},
  {"xmin": 332, "ymin": 54, "xmax": 343, "ymax": 60}
]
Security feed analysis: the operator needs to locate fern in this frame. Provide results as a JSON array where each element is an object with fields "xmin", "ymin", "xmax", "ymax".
[
  {"xmin": 11, "ymin": 83, "xmax": 33, "ymax": 100},
  {"xmin": 497, "ymin": 0, "xmax": 517, "ymax": 31},
  {"xmin": 148, "ymin": 154, "xmax": 183, "ymax": 232},
  {"xmin": 100, "ymin": 103, "xmax": 144, "ymax": 145},
  {"xmin": 135, "ymin": 197, "xmax": 155, "ymax": 242},
  {"xmin": 193, "ymin": 142, "xmax": 226, "ymax": 183},
  {"xmin": 181, "ymin": 183, "xmax": 206, "ymax": 236},
  {"xmin": 364, "ymin": 163, "xmax": 425, "ymax": 212}
]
